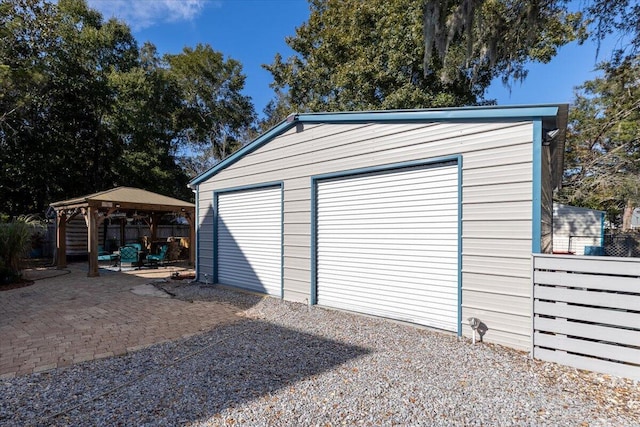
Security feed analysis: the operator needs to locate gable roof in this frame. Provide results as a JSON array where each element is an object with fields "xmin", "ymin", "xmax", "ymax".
[
  {"xmin": 50, "ymin": 187, "xmax": 194, "ymax": 210},
  {"xmin": 188, "ymin": 104, "xmax": 568, "ymax": 188}
]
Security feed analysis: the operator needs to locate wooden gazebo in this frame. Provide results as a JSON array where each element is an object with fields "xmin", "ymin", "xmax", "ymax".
[{"xmin": 50, "ymin": 187, "xmax": 195, "ymax": 277}]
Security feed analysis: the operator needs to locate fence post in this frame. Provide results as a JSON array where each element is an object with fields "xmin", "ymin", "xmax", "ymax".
[{"xmin": 530, "ymin": 254, "xmax": 535, "ymax": 359}]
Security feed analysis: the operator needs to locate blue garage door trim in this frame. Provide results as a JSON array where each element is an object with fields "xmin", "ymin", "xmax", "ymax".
[
  {"xmin": 213, "ymin": 182, "xmax": 284, "ymax": 298},
  {"xmin": 311, "ymin": 156, "xmax": 463, "ymax": 335}
]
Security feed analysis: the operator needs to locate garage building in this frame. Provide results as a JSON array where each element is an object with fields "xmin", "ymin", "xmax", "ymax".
[{"xmin": 189, "ymin": 105, "xmax": 567, "ymax": 350}]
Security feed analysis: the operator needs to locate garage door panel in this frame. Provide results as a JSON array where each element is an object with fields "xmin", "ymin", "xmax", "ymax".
[
  {"xmin": 217, "ymin": 186, "xmax": 282, "ymax": 296},
  {"xmin": 318, "ymin": 270, "xmax": 458, "ymax": 293},
  {"xmin": 316, "ymin": 164, "xmax": 459, "ymax": 332},
  {"xmin": 317, "ymin": 227, "xmax": 458, "ymax": 236},
  {"xmin": 317, "ymin": 246, "xmax": 458, "ymax": 259},
  {"xmin": 317, "ymin": 257, "xmax": 459, "ymax": 274},
  {"xmin": 317, "ymin": 210, "xmax": 457, "ymax": 221},
  {"xmin": 320, "ymin": 291, "xmax": 457, "ymax": 315},
  {"xmin": 317, "ymin": 195, "xmax": 458, "ymax": 210},
  {"xmin": 320, "ymin": 284, "xmax": 458, "ymax": 307},
  {"xmin": 319, "ymin": 296, "xmax": 455, "ymax": 330},
  {"xmin": 317, "ymin": 237, "xmax": 457, "ymax": 246},
  {"xmin": 318, "ymin": 187, "xmax": 458, "ymax": 203},
  {"xmin": 318, "ymin": 167, "xmax": 456, "ymax": 189}
]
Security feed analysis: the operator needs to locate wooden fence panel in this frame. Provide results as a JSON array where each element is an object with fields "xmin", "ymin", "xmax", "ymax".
[
  {"xmin": 532, "ymin": 254, "xmax": 640, "ymax": 380},
  {"xmin": 46, "ymin": 223, "xmax": 189, "ymax": 256}
]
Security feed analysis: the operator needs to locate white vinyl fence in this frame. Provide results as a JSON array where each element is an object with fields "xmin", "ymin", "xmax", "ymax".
[{"xmin": 532, "ymin": 254, "xmax": 640, "ymax": 380}]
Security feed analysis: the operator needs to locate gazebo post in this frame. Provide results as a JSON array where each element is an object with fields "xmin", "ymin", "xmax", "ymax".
[
  {"xmin": 56, "ymin": 211, "xmax": 67, "ymax": 269},
  {"xmin": 150, "ymin": 213, "xmax": 161, "ymax": 248},
  {"xmin": 186, "ymin": 211, "xmax": 195, "ymax": 266},
  {"xmin": 84, "ymin": 207, "xmax": 99, "ymax": 277}
]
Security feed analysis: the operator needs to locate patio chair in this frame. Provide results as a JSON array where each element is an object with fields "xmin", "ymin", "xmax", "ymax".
[
  {"xmin": 119, "ymin": 246, "xmax": 139, "ymax": 270},
  {"xmin": 146, "ymin": 244, "xmax": 168, "ymax": 268},
  {"xmin": 97, "ymin": 245, "xmax": 118, "ymax": 266}
]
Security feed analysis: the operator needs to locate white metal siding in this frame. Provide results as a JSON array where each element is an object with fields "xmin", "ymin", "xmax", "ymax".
[
  {"xmin": 553, "ymin": 204, "xmax": 603, "ymax": 255},
  {"xmin": 217, "ymin": 187, "xmax": 281, "ymax": 296},
  {"xmin": 316, "ymin": 164, "xmax": 459, "ymax": 331}
]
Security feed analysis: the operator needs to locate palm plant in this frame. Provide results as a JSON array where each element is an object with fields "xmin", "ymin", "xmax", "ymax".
[{"xmin": 0, "ymin": 215, "xmax": 44, "ymax": 284}]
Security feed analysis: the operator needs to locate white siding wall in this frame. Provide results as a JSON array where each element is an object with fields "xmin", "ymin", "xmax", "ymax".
[
  {"xmin": 197, "ymin": 120, "xmax": 535, "ymax": 350},
  {"xmin": 553, "ymin": 204, "xmax": 603, "ymax": 255}
]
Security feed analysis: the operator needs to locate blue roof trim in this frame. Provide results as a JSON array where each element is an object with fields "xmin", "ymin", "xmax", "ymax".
[
  {"xmin": 189, "ymin": 119, "xmax": 297, "ymax": 187},
  {"xmin": 189, "ymin": 105, "xmax": 563, "ymax": 187},
  {"xmin": 295, "ymin": 105, "xmax": 560, "ymax": 123}
]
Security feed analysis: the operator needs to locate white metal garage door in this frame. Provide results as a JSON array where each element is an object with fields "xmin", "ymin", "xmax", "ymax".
[
  {"xmin": 216, "ymin": 186, "xmax": 282, "ymax": 296},
  {"xmin": 316, "ymin": 163, "xmax": 459, "ymax": 331}
]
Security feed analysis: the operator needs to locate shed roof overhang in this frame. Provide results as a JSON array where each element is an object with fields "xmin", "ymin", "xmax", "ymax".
[{"xmin": 188, "ymin": 104, "xmax": 569, "ymax": 189}]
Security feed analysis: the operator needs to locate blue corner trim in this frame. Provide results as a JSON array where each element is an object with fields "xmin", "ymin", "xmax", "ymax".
[
  {"xmin": 532, "ymin": 119, "xmax": 543, "ymax": 254},
  {"xmin": 280, "ymin": 184, "xmax": 285, "ymax": 300},
  {"xmin": 212, "ymin": 190, "xmax": 218, "ymax": 284},
  {"xmin": 212, "ymin": 181, "xmax": 284, "ymax": 295},
  {"xmin": 189, "ymin": 105, "xmax": 564, "ymax": 187},
  {"xmin": 310, "ymin": 176, "xmax": 318, "ymax": 305},
  {"xmin": 457, "ymin": 156, "xmax": 463, "ymax": 337},
  {"xmin": 195, "ymin": 186, "xmax": 200, "ymax": 281},
  {"xmin": 309, "ymin": 155, "xmax": 463, "ymax": 335}
]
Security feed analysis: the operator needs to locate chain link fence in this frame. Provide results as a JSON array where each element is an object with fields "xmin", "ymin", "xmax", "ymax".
[{"xmin": 603, "ymin": 233, "xmax": 640, "ymax": 257}]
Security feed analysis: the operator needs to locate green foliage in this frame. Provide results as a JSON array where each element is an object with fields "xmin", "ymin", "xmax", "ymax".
[
  {"xmin": 559, "ymin": 55, "xmax": 640, "ymax": 228},
  {"xmin": 585, "ymin": 0, "xmax": 640, "ymax": 59},
  {"xmin": 166, "ymin": 44, "xmax": 255, "ymax": 175},
  {"xmin": 422, "ymin": 0, "xmax": 640, "ymax": 88},
  {"xmin": 106, "ymin": 43, "xmax": 191, "ymax": 198},
  {"xmin": 263, "ymin": 0, "xmax": 483, "ymax": 125},
  {"xmin": 0, "ymin": 215, "xmax": 44, "ymax": 284},
  {"xmin": 0, "ymin": 0, "xmax": 255, "ymax": 214},
  {"xmin": 422, "ymin": 0, "xmax": 584, "ymax": 86}
]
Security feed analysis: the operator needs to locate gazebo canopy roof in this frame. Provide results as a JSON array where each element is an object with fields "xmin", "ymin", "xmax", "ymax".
[{"xmin": 50, "ymin": 187, "xmax": 194, "ymax": 212}]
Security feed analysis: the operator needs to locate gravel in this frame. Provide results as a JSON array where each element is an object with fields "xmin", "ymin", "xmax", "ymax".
[{"xmin": 1, "ymin": 282, "xmax": 639, "ymax": 426}]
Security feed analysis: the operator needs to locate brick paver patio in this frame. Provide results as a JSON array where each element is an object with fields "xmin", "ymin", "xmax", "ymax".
[{"xmin": 0, "ymin": 264, "xmax": 241, "ymax": 378}]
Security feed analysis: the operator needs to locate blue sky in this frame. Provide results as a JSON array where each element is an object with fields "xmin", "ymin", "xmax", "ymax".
[{"xmin": 88, "ymin": 0, "xmax": 614, "ymax": 118}]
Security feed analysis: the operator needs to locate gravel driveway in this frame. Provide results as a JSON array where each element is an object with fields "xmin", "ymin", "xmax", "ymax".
[{"xmin": 1, "ymin": 282, "xmax": 638, "ymax": 426}]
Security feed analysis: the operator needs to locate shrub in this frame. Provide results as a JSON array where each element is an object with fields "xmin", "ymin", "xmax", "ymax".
[{"xmin": 0, "ymin": 215, "xmax": 44, "ymax": 284}]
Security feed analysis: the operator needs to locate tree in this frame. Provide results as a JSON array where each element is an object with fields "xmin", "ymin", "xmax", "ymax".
[
  {"xmin": 559, "ymin": 55, "xmax": 640, "ymax": 229},
  {"xmin": 0, "ymin": 215, "xmax": 44, "ymax": 284},
  {"xmin": 1, "ymin": 1, "xmax": 257, "ymax": 215},
  {"xmin": 263, "ymin": 0, "xmax": 485, "ymax": 124},
  {"xmin": 583, "ymin": 0, "xmax": 640, "ymax": 60},
  {"xmin": 107, "ymin": 42, "xmax": 191, "ymax": 200},
  {"xmin": 166, "ymin": 44, "xmax": 255, "ymax": 176},
  {"xmin": 0, "ymin": 0, "xmax": 143, "ymax": 214},
  {"xmin": 421, "ymin": 0, "xmax": 640, "ymax": 86},
  {"xmin": 421, "ymin": 0, "xmax": 584, "ymax": 85}
]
